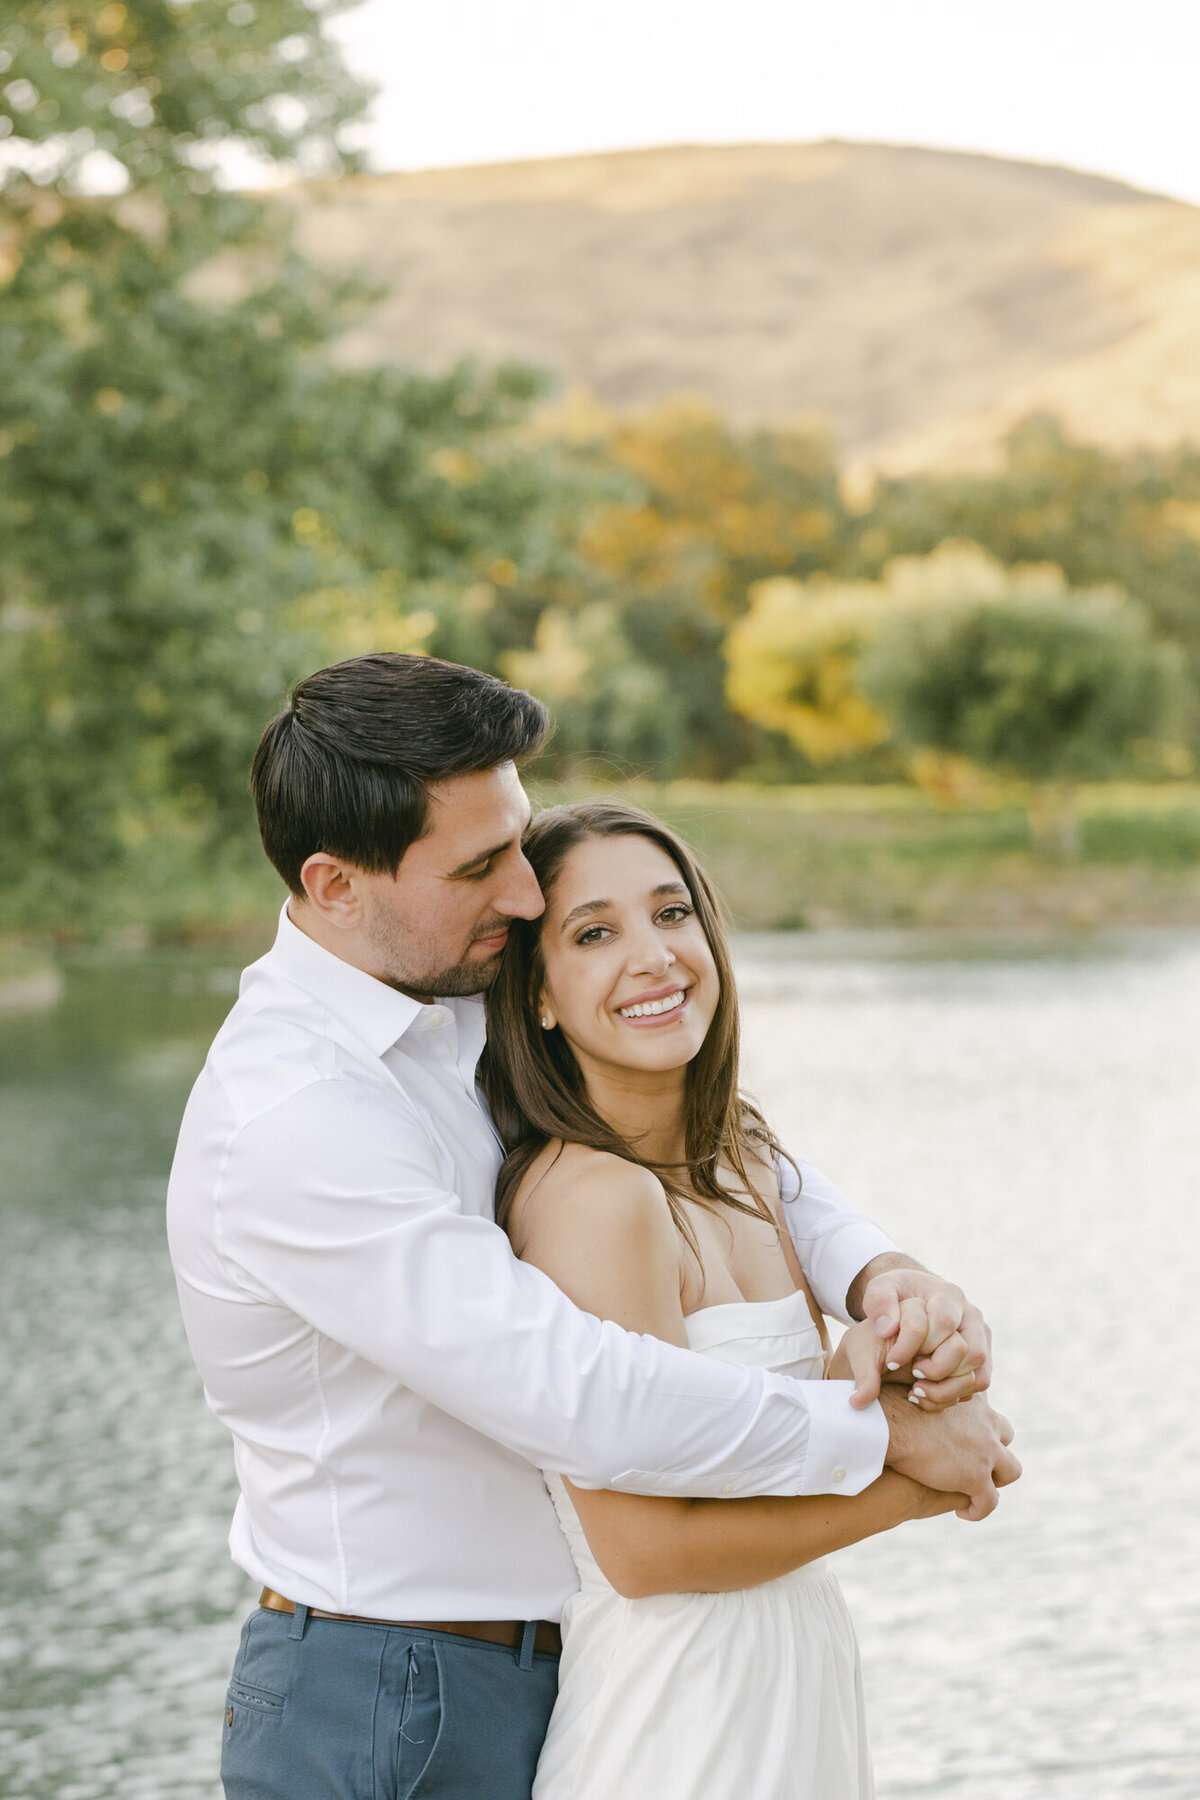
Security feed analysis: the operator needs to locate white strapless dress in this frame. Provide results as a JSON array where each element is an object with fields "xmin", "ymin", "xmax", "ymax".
[{"xmin": 534, "ymin": 1289, "xmax": 874, "ymax": 1800}]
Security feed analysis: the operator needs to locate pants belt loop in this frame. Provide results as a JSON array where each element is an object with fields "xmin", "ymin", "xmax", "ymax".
[
  {"xmin": 517, "ymin": 1619, "xmax": 537, "ymax": 1671},
  {"xmin": 288, "ymin": 1602, "xmax": 310, "ymax": 1642}
]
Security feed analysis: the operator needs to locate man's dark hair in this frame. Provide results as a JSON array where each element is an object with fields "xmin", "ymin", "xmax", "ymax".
[{"xmin": 251, "ymin": 653, "xmax": 550, "ymax": 894}]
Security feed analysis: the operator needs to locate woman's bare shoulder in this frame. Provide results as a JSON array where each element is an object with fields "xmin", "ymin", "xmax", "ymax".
[
  {"xmin": 510, "ymin": 1141, "xmax": 687, "ymax": 1337},
  {"xmin": 509, "ymin": 1140, "xmax": 675, "ymax": 1255}
]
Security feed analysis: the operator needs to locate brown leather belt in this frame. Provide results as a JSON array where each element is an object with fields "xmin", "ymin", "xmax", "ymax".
[{"xmin": 258, "ymin": 1587, "xmax": 561, "ymax": 1656}]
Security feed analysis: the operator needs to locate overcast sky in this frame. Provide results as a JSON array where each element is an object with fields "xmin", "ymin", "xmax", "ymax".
[{"xmin": 327, "ymin": 0, "xmax": 1200, "ymax": 206}]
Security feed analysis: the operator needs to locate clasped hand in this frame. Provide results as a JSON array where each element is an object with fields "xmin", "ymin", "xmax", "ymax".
[
  {"xmin": 828, "ymin": 1266, "xmax": 1019, "ymax": 1521},
  {"xmin": 836, "ymin": 1266, "xmax": 992, "ymax": 1412}
]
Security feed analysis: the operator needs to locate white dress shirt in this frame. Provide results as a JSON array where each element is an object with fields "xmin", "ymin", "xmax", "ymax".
[{"xmin": 167, "ymin": 906, "xmax": 896, "ymax": 1622}]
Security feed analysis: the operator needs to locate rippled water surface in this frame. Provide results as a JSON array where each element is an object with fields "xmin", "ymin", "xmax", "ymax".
[{"xmin": 1, "ymin": 932, "xmax": 1197, "ymax": 1799}]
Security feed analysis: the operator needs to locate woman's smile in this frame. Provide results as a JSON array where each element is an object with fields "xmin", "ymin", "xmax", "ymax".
[{"xmin": 615, "ymin": 984, "xmax": 691, "ymax": 1024}]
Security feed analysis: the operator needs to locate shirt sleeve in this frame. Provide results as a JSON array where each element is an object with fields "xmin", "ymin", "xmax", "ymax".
[
  {"xmin": 215, "ymin": 1077, "xmax": 887, "ymax": 1500},
  {"xmin": 780, "ymin": 1154, "xmax": 900, "ymax": 1324}
]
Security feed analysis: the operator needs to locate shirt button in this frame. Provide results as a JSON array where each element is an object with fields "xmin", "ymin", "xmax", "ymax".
[
  {"xmin": 830, "ymin": 1466, "xmax": 847, "ymax": 1485},
  {"xmin": 721, "ymin": 1482, "xmax": 734, "ymax": 1495}
]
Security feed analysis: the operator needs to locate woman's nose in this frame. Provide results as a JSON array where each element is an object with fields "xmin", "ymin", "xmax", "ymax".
[{"xmin": 629, "ymin": 936, "xmax": 676, "ymax": 975}]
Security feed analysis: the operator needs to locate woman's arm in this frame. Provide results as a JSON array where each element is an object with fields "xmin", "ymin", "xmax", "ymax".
[
  {"xmin": 564, "ymin": 1467, "xmax": 958, "ymax": 1598},
  {"xmin": 513, "ymin": 1147, "xmax": 963, "ymax": 1598}
]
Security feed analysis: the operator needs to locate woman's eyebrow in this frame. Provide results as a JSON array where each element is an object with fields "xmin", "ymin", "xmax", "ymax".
[
  {"xmin": 560, "ymin": 897, "xmax": 610, "ymax": 930},
  {"xmin": 560, "ymin": 881, "xmax": 687, "ymax": 931}
]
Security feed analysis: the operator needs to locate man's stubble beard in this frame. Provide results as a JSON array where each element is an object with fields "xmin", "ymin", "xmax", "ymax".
[
  {"xmin": 363, "ymin": 907, "xmax": 505, "ymax": 1002},
  {"xmin": 404, "ymin": 951, "xmax": 502, "ymax": 1002}
]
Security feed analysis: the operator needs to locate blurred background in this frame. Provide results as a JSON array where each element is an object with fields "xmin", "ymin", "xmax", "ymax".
[{"xmin": 1, "ymin": 4, "xmax": 1197, "ymax": 1797}]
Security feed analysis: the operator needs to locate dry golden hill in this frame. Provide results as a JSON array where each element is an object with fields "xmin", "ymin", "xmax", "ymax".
[{"xmin": 264, "ymin": 141, "xmax": 1200, "ymax": 472}]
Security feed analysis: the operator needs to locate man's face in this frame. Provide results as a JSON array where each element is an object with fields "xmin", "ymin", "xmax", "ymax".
[{"xmin": 356, "ymin": 762, "xmax": 543, "ymax": 999}]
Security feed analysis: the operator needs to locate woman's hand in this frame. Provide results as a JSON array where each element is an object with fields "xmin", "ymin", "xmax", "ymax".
[
  {"xmin": 830, "ymin": 1309, "xmax": 985, "ymax": 1414},
  {"xmin": 827, "ymin": 1319, "xmax": 916, "ymax": 1405},
  {"xmin": 847, "ymin": 1261, "xmax": 992, "ymax": 1410},
  {"xmin": 828, "ymin": 1318, "xmax": 924, "ymax": 1403}
]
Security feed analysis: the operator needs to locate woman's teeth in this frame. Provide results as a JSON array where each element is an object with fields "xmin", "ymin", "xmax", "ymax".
[{"xmin": 619, "ymin": 989, "xmax": 686, "ymax": 1019}]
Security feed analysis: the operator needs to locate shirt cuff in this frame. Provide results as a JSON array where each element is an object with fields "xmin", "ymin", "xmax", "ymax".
[{"xmin": 796, "ymin": 1382, "xmax": 888, "ymax": 1496}]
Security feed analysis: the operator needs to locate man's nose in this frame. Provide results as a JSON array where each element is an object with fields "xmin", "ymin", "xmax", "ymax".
[{"xmin": 496, "ymin": 853, "xmax": 545, "ymax": 921}]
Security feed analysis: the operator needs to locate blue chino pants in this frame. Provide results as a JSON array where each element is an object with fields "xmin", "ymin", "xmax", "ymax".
[{"xmin": 220, "ymin": 1603, "xmax": 560, "ymax": 1800}]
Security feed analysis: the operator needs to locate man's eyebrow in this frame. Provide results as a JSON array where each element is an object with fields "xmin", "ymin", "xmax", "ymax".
[
  {"xmin": 445, "ymin": 801, "xmax": 533, "ymax": 878},
  {"xmin": 447, "ymin": 837, "xmax": 517, "ymax": 877},
  {"xmin": 560, "ymin": 880, "xmax": 687, "ymax": 930}
]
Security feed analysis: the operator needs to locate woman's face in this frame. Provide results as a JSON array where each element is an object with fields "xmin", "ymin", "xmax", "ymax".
[{"xmin": 537, "ymin": 833, "xmax": 719, "ymax": 1080}]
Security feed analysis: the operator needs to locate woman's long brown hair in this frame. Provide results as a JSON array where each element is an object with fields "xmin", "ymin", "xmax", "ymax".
[{"xmin": 480, "ymin": 799, "xmax": 796, "ymax": 1255}]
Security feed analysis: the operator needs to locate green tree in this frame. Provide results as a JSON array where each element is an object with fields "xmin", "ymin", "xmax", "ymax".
[
  {"xmin": 502, "ymin": 602, "xmax": 688, "ymax": 775},
  {"xmin": 860, "ymin": 591, "xmax": 1189, "ymax": 854},
  {"xmin": 0, "ymin": 4, "xmax": 566, "ymax": 934},
  {"xmin": 554, "ymin": 396, "xmax": 853, "ymax": 778},
  {"xmin": 725, "ymin": 542, "xmax": 1058, "ymax": 772},
  {"xmin": 859, "ymin": 415, "xmax": 1200, "ymax": 751}
]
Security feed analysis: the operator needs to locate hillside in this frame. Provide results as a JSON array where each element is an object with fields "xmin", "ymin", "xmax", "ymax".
[{"xmin": 261, "ymin": 141, "xmax": 1200, "ymax": 473}]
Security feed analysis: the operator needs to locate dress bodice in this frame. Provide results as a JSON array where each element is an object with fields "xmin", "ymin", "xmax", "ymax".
[
  {"xmin": 544, "ymin": 1288, "xmax": 826, "ymax": 1591},
  {"xmin": 681, "ymin": 1286, "xmax": 827, "ymax": 1376}
]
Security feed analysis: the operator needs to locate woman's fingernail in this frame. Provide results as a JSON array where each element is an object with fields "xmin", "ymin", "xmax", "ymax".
[
  {"xmin": 886, "ymin": 1361, "xmax": 901, "ymax": 1371},
  {"xmin": 909, "ymin": 1386, "xmax": 926, "ymax": 1403}
]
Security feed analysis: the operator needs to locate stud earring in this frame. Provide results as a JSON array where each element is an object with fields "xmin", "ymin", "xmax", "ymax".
[{"xmin": 541, "ymin": 1016, "xmax": 553, "ymax": 1030}]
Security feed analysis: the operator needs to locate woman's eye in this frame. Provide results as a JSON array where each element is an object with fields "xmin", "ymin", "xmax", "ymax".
[
  {"xmin": 575, "ymin": 924, "xmax": 612, "ymax": 945},
  {"xmin": 658, "ymin": 904, "xmax": 693, "ymax": 924}
]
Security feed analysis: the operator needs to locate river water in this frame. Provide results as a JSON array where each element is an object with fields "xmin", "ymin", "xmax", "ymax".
[{"xmin": 1, "ymin": 930, "xmax": 1197, "ymax": 1799}]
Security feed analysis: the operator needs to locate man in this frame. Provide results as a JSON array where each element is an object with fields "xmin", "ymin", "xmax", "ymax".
[{"xmin": 168, "ymin": 652, "xmax": 1017, "ymax": 1800}]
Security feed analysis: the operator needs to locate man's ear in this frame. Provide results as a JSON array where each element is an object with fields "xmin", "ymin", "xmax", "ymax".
[{"xmin": 299, "ymin": 854, "xmax": 364, "ymax": 930}]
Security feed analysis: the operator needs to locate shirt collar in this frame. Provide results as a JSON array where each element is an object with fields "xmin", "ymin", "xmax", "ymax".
[{"xmin": 264, "ymin": 902, "xmax": 429, "ymax": 1058}]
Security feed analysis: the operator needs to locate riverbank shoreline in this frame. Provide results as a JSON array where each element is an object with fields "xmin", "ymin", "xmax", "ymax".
[{"xmin": 4, "ymin": 781, "xmax": 1199, "ymax": 977}]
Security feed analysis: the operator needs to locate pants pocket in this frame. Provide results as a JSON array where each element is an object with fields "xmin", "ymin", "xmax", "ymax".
[
  {"xmin": 221, "ymin": 1676, "xmax": 290, "ymax": 1800},
  {"xmin": 226, "ymin": 1676, "xmax": 287, "ymax": 1720}
]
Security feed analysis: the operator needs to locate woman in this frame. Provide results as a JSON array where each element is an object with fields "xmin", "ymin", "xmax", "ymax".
[{"xmin": 480, "ymin": 800, "xmax": 965, "ymax": 1800}]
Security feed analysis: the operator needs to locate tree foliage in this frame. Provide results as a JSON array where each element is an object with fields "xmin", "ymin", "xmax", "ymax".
[
  {"xmin": 724, "ymin": 542, "xmax": 1067, "ymax": 764},
  {"xmin": 0, "ymin": 3, "xmax": 572, "ymax": 931},
  {"xmin": 860, "ymin": 586, "xmax": 1188, "ymax": 850},
  {"xmin": 859, "ymin": 416, "xmax": 1200, "ymax": 735},
  {"xmin": 3, "ymin": 10, "xmax": 1200, "ymax": 939},
  {"xmin": 538, "ymin": 395, "xmax": 851, "ymax": 777},
  {"xmin": 862, "ymin": 589, "xmax": 1185, "ymax": 780}
]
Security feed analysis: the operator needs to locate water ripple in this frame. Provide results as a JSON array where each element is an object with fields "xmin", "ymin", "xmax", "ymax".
[{"xmin": 1, "ymin": 934, "xmax": 1197, "ymax": 1797}]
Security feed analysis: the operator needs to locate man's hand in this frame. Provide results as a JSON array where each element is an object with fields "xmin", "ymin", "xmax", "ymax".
[
  {"xmin": 881, "ymin": 1388, "xmax": 1020, "ymax": 1521},
  {"xmin": 847, "ymin": 1259, "xmax": 992, "ymax": 1410}
]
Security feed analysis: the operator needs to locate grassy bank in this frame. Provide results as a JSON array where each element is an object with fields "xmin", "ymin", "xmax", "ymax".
[
  {"xmin": 3, "ymin": 784, "xmax": 1200, "ymax": 979},
  {"xmin": 530, "ymin": 780, "xmax": 1200, "ymax": 932}
]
